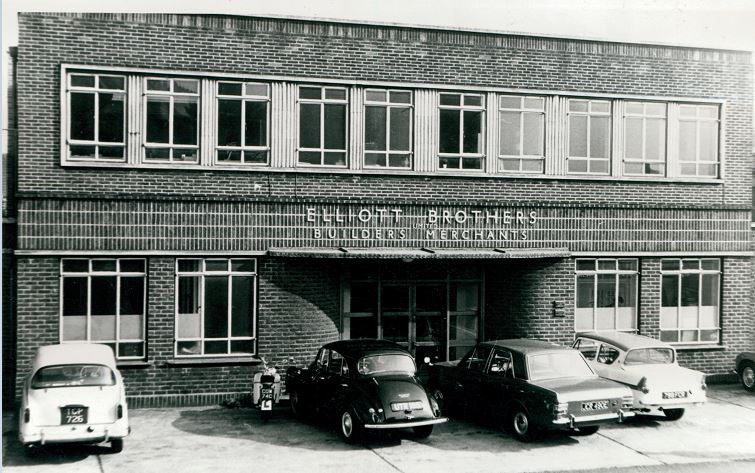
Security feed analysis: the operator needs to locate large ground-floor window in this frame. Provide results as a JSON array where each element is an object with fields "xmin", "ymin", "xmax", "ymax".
[
  {"xmin": 575, "ymin": 258, "xmax": 638, "ymax": 332},
  {"xmin": 660, "ymin": 258, "xmax": 720, "ymax": 344},
  {"xmin": 175, "ymin": 258, "xmax": 257, "ymax": 357},
  {"xmin": 60, "ymin": 258, "xmax": 146, "ymax": 359},
  {"xmin": 342, "ymin": 263, "xmax": 481, "ymax": 362}
]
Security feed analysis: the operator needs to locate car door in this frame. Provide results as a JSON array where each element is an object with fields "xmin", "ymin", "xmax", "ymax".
[
  {"xmin": 319, "ymin": 350, "xmax": 352, "ymax": 420},
  {"xmin": 455, "ymin": 344, "xmax": 493, "ymax": 412},
  {"xmin": 480, "ymin": 348, "xmax": 515, "ymax": 410},
  {"xmin": 592, "ymin": 343, "xmax": 621, "ymax": 379},
  {"xmin": 312, "ymin": 348, "xmax": 331, "ymax": 416}
]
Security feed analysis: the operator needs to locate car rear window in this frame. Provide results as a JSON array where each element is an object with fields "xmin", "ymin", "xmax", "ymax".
[
  {"xmin": 31, "ymin": 364, "xmax": 116, "ymax": 389},
  {"xmin": 528, "ymin": 351, "xmax": 594, "ymax": 381},
  {"xmin": 357, "ymin": 354, "xmax": 416, "ymax": 375},
  {"xmin": 624, "ymin": 348, "xmax": 674, "ymax": 365}
]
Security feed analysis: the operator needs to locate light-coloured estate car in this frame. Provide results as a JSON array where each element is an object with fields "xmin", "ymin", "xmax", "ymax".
[
  {"xmin": 573, "ymin": 332, "xmax": 706, "ymax": 420},
  {"xmin": 19, "ymin": 344, "xmax": 130, "ymax": 454}
]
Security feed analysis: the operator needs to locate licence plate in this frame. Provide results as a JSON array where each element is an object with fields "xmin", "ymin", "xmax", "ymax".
[
  {"xmin": 61, "ymin": 405, "xmax": 88, "ymax": 425},
  {"xmin": 581, "ymin": 400, "xmax": 608, "ymax": 411},
  {"xmin": 261, "ymin": 388, "xmax": 273, "ymax": 399},
  {"xmin": 662, "ymin": 391, "xmax": 688, "ymax": 399},
  {"xmin": 390, "ymin": 401, "xmax": 424, "ymax": 412}
]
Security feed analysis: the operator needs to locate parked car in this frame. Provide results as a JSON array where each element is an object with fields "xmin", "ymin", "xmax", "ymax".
[
  {"xmin": 573, "ymin": 332, "xmax": 707, "ymax": 420},
  {"xmin": 18, "ymin": 344, "xmax": 130, "ymax": 455},
  {"xmin": 735, "ymin": 352, "xmax": 755, "ymax": 392},
  {"xmin": 285, "ymin": 339, "xmax": 448, "ymax": 443},
  {"xmin": 424, "ymin": 339, "xmax": 634, "ymax": 442}
]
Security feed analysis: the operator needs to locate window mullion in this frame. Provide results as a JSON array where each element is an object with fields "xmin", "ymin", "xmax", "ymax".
[
  {"xmin": 320, "ymin": 102, "xmax": 325, "ymax": 164},
  {"xmin": 86, "ymin": 274, "xmax": 93, "ymax": 343}
]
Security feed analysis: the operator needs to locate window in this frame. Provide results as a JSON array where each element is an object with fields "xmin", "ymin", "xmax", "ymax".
[
  {"xmin": 498, "ymin": 95, "xmax": 545, "ymax": 172},
  {"xmin": 60, "ymin": 259, "xmax": 146, "ymax": 359},
  {"xmin": 596, "ymin": 344, "xmax": 620, "ymax": 365},
  {"xmin": 175, "ymin": 258, "xmax": 257, "ymax": 357},
  {"xmin": 298, "ymin": 85, "xmax": 348, "ymax": 166},
  {"xmin": 678, "ymin": 104, "xmax": 720, "ymax": 178},
  {"xmin": 216, "ymin": 82, "xmax": 270, "ymax": 165},
  {"xmin": 660, "ymin": 259, "xmax": 720, "ymax": 344},
  {"xmin": 464, "ymin": 344, "xmax": 492, "ymax": 372},
  {"xmin": 575, "ymin": 259, "xmax": 638, "ymax": 332},
  {"xmin": 573, "ymin": 338, "xmax": 599, "ymax": 360},
  {"xmin": 438, "ymin": 92, "xmax": 484, "ymax": 170},
  {"xmin": 144, "ymin": 78, "xmax": 200, "ymax": 162},
  {"xmin": 624, "ymin": 102, "xmax": 667, "ymax": 176},
  {"xmin": 66, "ymin": 73, "xmax": 126, "ymax": 161},
  {"xmin": 489, "ymin": 349, "xmax": 513, "ymax": 377},
  {"xmin": 364, "ymin": 89, "xmax": 412, "ymax": 168},
  {"xmin": 568, "ymin": 99, "xmax": 611, "ymax": 174}
]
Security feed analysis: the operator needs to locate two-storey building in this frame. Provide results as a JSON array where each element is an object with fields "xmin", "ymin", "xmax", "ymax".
[{"xmin": 8, "ymin": 13, "xmax": 753, "ymax": 406}]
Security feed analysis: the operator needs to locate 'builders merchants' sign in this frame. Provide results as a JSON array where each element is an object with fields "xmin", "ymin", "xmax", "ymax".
[{"xmin": 305, "ymin": 206, "xmax": 539, "ymax": 242}]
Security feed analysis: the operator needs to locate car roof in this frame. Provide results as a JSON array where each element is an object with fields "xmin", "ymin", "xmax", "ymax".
[
  {"xmin": 576, "ymin": 331, "xmax": 673, "ymax": 352},
  {"xmin": 323, "ymin": 339, "xmax": 411, "ymax": 359},
  {"xmin": 480, "ymin": 339, "xmax": 569, "ymax": 355},
  {"xmin": 31, "ymin": 344, "xmax": 117, "ymax": 373}
]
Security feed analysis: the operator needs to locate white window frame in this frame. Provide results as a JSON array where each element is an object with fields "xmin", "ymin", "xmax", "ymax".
[
  {"xmin": 623, "ymin": 101, "xmax": 667, "ymax": 176},
  {"xmin": 65, "ymin": 72, "xmax": 127, "ymax": 162},
  {"xmin": 677, "ymin": 104, "xmax": 720, "ymax": 178},
  {"xmin": 497, "ymin": 95, "xmax": 545, "ymax": 173},
  {"xmin": 363, "ymin": 88, "xmax": 413, "ymax": 169},
  {"xmin": 660, "ymin": 258, "xmax": 721, "ymax": 345},
  {"xmin": 297, "ymin": 85, "xmax": 349, "ymax": 167},
  {"xmin": 143, "ymin": 77, "xmax": 201, "ymax": 163},
  {"xmin": 567, "ymin": 99, "xmax": 612, "ymax": 175},
  {"xmin": 574, "ymin": 258, "xmax": 638, "ymax": 333},
  {"xmin": 59, "ymin": 258, "xmax": 147, "ymax": 360},
  {"xmin": 174, "ymin": 258, "xmax": 258, "ymax": 358},
  {"xmin": 438, "ymin": 92, "xmax": 486, "ymax": 171},
  {"xmin": 215, "ymin": 81, "xmax": 270, "ymax": 165}
]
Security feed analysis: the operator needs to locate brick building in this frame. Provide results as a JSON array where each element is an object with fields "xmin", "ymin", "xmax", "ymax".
[{"xmin": 5, "ymin": 13, "xmax": 753, "ymax": 406}]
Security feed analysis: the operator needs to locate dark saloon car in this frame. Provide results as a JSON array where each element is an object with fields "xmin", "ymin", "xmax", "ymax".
[
  {"xmin": 735, "ymin": 352, "xmax": 755, "ymax": 392},
  {"xmin": 286, "ymin": 339, "xmax": 448, "ymax": 443},
  {"xmin": 424, "ymin": 339, "xmax": 634, "ymax": 441}
]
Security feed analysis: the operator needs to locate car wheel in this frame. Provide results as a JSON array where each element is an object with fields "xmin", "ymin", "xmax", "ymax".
[
  {"xmin": 740, "ymin": 362, "xmax": 755, "ymax": 392},
  {"xmin": 509, "ymin": 407, "xmax": 538, "ymax": 442},
  {"xmin": 289, "ymin": 389, "xmax": 304, "ymax": 418},
  {"xmin": 663, "ymin": 408, "xmax": 685, "ymax": 421},
  {"xmin": 412, "ymin": 425, "xmax": 434, "ymax": 439},
  {"xmin": 339, "ymin": 409, "xmax": 362, "ymax": 444},
  {"xmin": 571, "ymin": 425, "xmax": 600, "ymax": 436},
  {"xmin": 110, "ymin": 438, "xmax": 124, "ymax": 453}
]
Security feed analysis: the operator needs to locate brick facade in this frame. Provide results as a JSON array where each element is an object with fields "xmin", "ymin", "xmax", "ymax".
[{"xmin": 8, "ymin": 13, "xmax": 753, "ymax": 406}]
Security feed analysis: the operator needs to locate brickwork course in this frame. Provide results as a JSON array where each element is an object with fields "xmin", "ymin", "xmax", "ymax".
[{"xmin": 7, "ymin": 12, "xmax": 754, "ymax": 406}]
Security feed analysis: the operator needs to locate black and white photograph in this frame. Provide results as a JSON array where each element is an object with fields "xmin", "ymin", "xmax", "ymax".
[{"xmin": 1, "ymin": 1, "xmax": 754, "ymax": 472}]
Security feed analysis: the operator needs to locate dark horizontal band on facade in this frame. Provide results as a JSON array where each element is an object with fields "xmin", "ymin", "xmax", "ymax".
[{"xmin": 267, "ymin": 247, "xmax": 572, "ymax": 259}]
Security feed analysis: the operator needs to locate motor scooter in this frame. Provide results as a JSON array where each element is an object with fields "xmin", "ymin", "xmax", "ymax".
[{"xmin": 252, "ymin": 358, "xmax": 281, "ymax": 422}]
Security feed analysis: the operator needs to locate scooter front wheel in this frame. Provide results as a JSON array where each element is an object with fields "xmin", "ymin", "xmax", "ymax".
[{"xmin": 261, "ymin": 409, "xmax": 272, "ymax": 422}]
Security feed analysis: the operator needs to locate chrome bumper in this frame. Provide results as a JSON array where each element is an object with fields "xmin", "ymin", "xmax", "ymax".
[
  {"xmin": 364, "ymin": 417, "xmax": 448, "ymax": 430},
  {"xmin": 553, "ymin": 409, "xmax": 634, "ymax": 428}
]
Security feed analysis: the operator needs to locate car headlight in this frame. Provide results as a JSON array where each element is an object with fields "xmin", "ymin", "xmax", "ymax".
[
  {"xmin": 24, "ymin": 408, "xmax": 30, "ymax": 424},
  {"xmin": 428, "ymin": 395, "xmax": 441, "ymax": 417},
  {"xmin": 701, "ymin": 375, "xmax": 707, "ymax": 391}
]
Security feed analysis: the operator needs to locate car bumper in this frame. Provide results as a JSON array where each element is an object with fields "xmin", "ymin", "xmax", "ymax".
[
  {"xmin": 634, "ymin": 392, "xmax": 706, "ymax": 411},
  {"xmin": 20, "ymin": 421, "xmax": 130, "ymax": 446},
  {"xmin": 552, "ymin": 410, "xmax": 634, "ymax": 429},
  {"xmin": 363, "ymin": 417, "xmax": 448, "ymax": 430}
]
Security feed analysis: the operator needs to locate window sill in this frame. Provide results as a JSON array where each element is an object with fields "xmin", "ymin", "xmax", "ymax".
[
  {"xmin": 165, "ymin": 356, "xmax": 263, "ymax": 367},
  {"xmin": 116, "ymin": 360, "xmax": 151, "ymax": 369},
  {"xmin": 673, "ymin": 344, "xmax": 725, "ymax": 352}
]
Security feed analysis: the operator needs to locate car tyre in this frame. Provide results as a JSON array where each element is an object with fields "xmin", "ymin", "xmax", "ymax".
[
  {"xmin": 662, "ymin": 408, "xmax": 685, "ymax": 421},
  {"xmin": 739, "ymin": 362, "xmax": 755, "ymax": 392},
  {"xmin": 571, "ymin": 425, "xmax": 600, "ymax": 436},
  {"xmin": 339, "ymin": 409, "xmax": 362, "ymax": 444},
  {"xmin": 110, "ymin": 438, "xmax": 124, "ymax": 453},
  {"xmin": 412, "ymin": 425, "xmax": 434, "ymax": 439},
  {"xmin": 289, "ymin": 389, "xmax": 304, "ymax": 419},
  {"xmin": 509, "ymin": 407, "xmax": 538, "ymax": 442}
]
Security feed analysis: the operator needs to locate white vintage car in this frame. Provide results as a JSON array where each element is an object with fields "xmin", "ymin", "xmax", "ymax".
[
  {"xmin": 19, "ymin": 344, "xmax": 130, "ymax": 454},
  {"xmin": 573, "ymin": 332, "xmax": 706, "ymax": 420}
]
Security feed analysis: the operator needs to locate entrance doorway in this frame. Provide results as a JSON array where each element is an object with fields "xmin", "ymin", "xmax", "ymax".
[{"xmin": 342, "ymin": 262, "xmax": 482, "ymax": 361}]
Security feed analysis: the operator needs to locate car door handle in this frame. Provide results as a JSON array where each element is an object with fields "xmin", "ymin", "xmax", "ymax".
[{"xmin": 340, "ymin": 383, "xmax": 348, "ymax": 387}]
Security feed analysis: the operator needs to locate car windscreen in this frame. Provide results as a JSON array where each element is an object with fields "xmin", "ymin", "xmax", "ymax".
[
  {"xmin": 527, "ymin": 351, "xmax": 594, "ymax": 381},
  {"xmin": 624, "ymin": 348, "xmax": 674, "ymax": 365},
  {"xmin": 357, "ymin": 354, "xmax": 416, "ymax": 376},
  {"xmin": 31, "ymin": 364, "xmax": 116, "ymax": 389}
]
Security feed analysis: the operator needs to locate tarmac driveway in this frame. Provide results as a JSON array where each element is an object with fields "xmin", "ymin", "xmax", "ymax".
[{"xmin": 3, "ymin": 384, "xmax": 755, "ymax": 473}]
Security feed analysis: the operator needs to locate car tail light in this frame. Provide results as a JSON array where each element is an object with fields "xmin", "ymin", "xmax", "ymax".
[
  {"xmin": 621, "ymin": 395, "xmax": 634, "ymax": 409},
  {"xmin": 701, "ymin": 375, "xmax": 707, "ymax": 392},
  {"xmin": 368, "ymin": 407, "xmax": 384, "ymax": 424},
  {"xmin": 553, "ymin": 402, "xmax": 568, "ymax": 419},
  {"xmin": 117, "ymin": 404, "xmax": 123, "ymax": 419},
  {"xmin": 637, "ymin": 377, "xmax": 649, "ymax": 394},
  {"xmin": 24, "ymin": 408, "xmax": 30, "ymax": 423}
]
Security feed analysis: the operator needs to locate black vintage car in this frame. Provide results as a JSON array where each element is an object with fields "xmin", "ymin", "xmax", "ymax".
[
  {"xmin": 424, "ymin": 339, "xmax": 634, "ymax": 441},
  {"xmin": 286, "ymin": 339, "xmax": 448, "ymax": 443}
]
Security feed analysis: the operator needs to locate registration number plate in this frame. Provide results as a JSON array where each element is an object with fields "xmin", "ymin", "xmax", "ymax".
[
  {"xmin": 662, "ymin": 391, "xmax": 688, "ymax": 399},
  {"xmin": 261, "ymin": 388, "xmax": 274, "ymax": 399},
  {"xmin": 581, "ymin": 400, "xmax": 609, "ymax": 411},
  {"xmin": 390, "ymin": 401, "xmax": 424, "ymax": 412},
  {"xmin": 61, "ymin": 405, "xmax": 88, "ymax": 425}
]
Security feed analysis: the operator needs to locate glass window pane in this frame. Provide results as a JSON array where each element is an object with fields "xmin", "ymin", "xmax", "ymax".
[
  {"xmin": 324, "ymin": 104, "xmax": 346, "ymax": 149},
  {"xmin": 120, "ymin": 277, "xmax": 144, "ymax": 316},
  {"xmin": 146, "ymin": 79, "xmax": 170, "ymax": 91},
  {"xmin": 464, "ymin": 95, "xmax": 482, "ymax": 106},
  {"xmin": 245, "ymin": 83, "xmax": 268, "ymax": 97},
  {"xmin": 499, "ymin": 96, "xmax": 521, "ymax": 109},
  {"xmin": 70, "ymin": 93, "xmax": 95, "ymax": 141},
  {"xmin": 245, "ymin": 101, "xmax": 267, "ymax": 147},
  {"xmin": 92, "ymin": 260, "xmax": 116, "ymax": 272},
  {"xmin": 71, "ymin": 74, "xmax": 96, "ymax": 87},
  {"xmin": 204, "ymin": 276, "xmax": 229, "ymax": 338},
  {"xmin": 597, "ymin": 259, "xmax": 616, "ymax": 270},
  {"xmin": 596, "ymin": 274, "xmax": 616, "ymax": 308},
  {"xmin": 389, "ymin": 91, "xmax": 411, "ymax": 104},
  {"xmin": 569, "ymin": 115, "xmax": 588, "ymax": 157},
  {"xmin": 146, "ymin": 97, "xmax": 170, "ymax": 143},
  {"xmin": 701, "ymin": 274, "xmax": 719, "ymax": 306},
  {"xmin": 625, "ymin": 118, "xmax": 643, "ymax": 160},
  {"xmin": 662, "ymin": 275, "xmax": 679, "ymax": 307},
  {"xmin": 205, "ymin": 259, "xmax": 228, "ymax": 271},
  {"xmin": 645, "ymin": 118, "xmax": 665, "ymax": 161},
  {"xmin": 300, "ymin": 87, "xmax": 321, "ymax": 99},
  {"xmin": 590, "ymin": 116, "xmax": 610, "ymax": 159},
  {"xmin": 388, "ymin": 154, "xmax": 410, "ymax": 168},
  {"xmin": 389, "ymin": 107, "xmax": 411, "ymax": 151},
  {"xmin": 325, "ymin": 88, "xmax": 346, "ymax": 100},
  {"xmin": 63, "ymin": 277, "xmax": 88, "ymax": 316},
  {"xmin": 174, "ymin": 80, "xmax": 198, "ymax": 94},
  {"xmin": 118, "ymin": 343, "xmax": 143, "ymax": 358},
  {"xmin": 299, "ymin": 151, "xmax": 320, "ymax": 165},
  {"xmin": 231, "ymin": 340, "xmax": 254, "ymax": 354},
  {"xmin": 365, "ymin": 106, "xmax": 387, "ymax": 151},
  {"xmin": 231, "ymin": 276, "xmax": 254, "ymax": 337},
  {"xmin": 173, "ymin": 97, "xmax": 198, "ymax": 145},
  {"xmin": 440, "ymin": 94, "xmax": 461, "ymax": 106},
  {"xmin": 178, "ymin": 259, "xmax": 201, "ymax": 272},
  {"xmin": 618, "ymin": 274, "xmax": 636, "ymax": 308},
  {"xmin": 217, "ymin": 99, "xmax": 242, "ymax": 146},
  {"xmin": 91, "ymin": 315, "xmax": 116, "ymax": 341},
  {"xmin": 300, "ymin": 103, "xmax": 321, "ymax": 148},
  {"xmin": 701, "ymin": 259, "xmax": 720, "ymax": 270},
  {"xmin": 349, "ymin": 315, "xmax": 377, "ymax": 339},
  {"xmin": 576, "ymin": 260, "xmax": 595, "ymax": 271},
  {"xmin": 681, "ymin": 274, "xmax": 699, "ymax": 306},
  {"xmin": 569, "ymin": 100, "xmax": 588, "ymax": 112},
  {"xmin": 591, "ymin": 101, "xmax": 610, "ymax": 113},
  {"xmin": 522, "ymin": 113, "xmax": 543, "ymax": 156},
  {"xmin": 662, "ymin": 260, "xmax": 679, "ymax": 271},
  {"xmin": 218, "ymin": 82, "xmax": 242, "ymax": 95},
  {"xmin": 231, "ymin": 259, "xmax": 256, "ymax": 272},
  {"xmin": 523, "ymin": 97, "xmax": 544, "ymax": 110},
  {"xmin": 522, "ymin": 159, "xmax": 543, "ymax": 172},
  {"xmin": 178, "ymin": 276, "xmax": 200, "ymax": 314},
  {"xmin": 576, "ymin": 275, "xmax": 594, "ymax": 308},
  {"xmin": 626, "ymin": 102, "xmax": 644, "ymax": 114},
  {"xmin": 646, "ymin": 103, "xmax": 666, "ymax": 116},
  {"xmin": 364, "ymin": 153, "xmax": 383, "ymax": 167},
  {"xmin": 349, "ymin": 282, "xmax": 377, "ymax": 313},
  {"xmin": 699, "ymin": 106, "xmax": 718, "ymax": 119},
  {"xmin": 416, "ymin": 285, "xmax": 444, "ymax": 312},
  {"xmin": 439, "ymin": 109, "xmax": 460, "ymax": 153},
  {"xmin": 678, "ymin": 121, "xmax": 696, "ymax": 162},
  {"xmin": 698, "ymin": 121, "xmax": 718, "ymax": 161},
  {"xmin": 98, "ymin": 93, "xmax": 124, "ymax": 143},
  {"xmin": 462, "ymin": 110, "xmax": 482, "ymax": 153},
  {"xmin": 120, "ymin": 259, "xmax": 145, "ymax": 273},
  {"xmin": 91, "ymin": 277, "xmax": 117, "ymax": 315},
  {"xmin": 204, "ymin": 340, "xmax": 228, "ymax": 355},
  {"xmin": 499, "ymin": 111, "xmax": 521, "ymax": 156},
  {"xmin": 366, "ymin": 90, "xmax": 387, "ymax": 102},
  {"xmin": 324, "ymin": 152, "xmax": 346, "ymax": 166}
]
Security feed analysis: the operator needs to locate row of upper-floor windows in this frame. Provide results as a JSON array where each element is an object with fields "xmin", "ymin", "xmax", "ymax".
[{"xmin": 63, "ymin": 69, "xmax": 723, "ymax": 179}]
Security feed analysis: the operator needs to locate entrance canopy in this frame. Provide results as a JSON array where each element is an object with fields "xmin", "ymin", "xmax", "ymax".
[{"xmin": 267, "ymin": 247, "xmax": 571, "ymax": 259}]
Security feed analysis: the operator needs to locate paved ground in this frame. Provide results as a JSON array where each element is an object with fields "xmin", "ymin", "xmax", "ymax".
[{"xmin": 3, "ymin": 384, "xmax": 755, "ymax": 473}]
